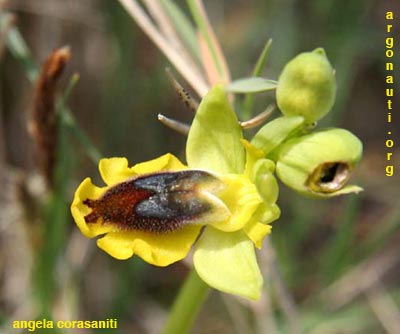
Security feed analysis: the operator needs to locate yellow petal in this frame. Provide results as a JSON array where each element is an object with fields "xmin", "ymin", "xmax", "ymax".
[
  {"xmin": 99, "ymin": 157, "xmax": 136, "ymax": 186},
  {"xmin": 132, "ymin": 153, "xmax": 187, "ymax": 174},
  {"xmin": 241, "ymin": 139, "xmax": 265, "ymax": 178},
  {"xmin": 98, "ymin": 154, "xmax": 186, "ymax": 187},
  {"xmin": 244, "ymin": 203, "xmax": 280, "ymax": 249},
  {"xmin": 210, "ymin": 174, "xmax": 262, "ymax": 232},
  {"xmin": 96, "ymin": 225, "xmax": 202, "ymax": 266},
  {"xmin": 70, "ymin": 178, "xmax": 117, "ymax": 238},
  {"xmin": 244, "ymin": 221, "xmax": 272, "ymax": 249}
]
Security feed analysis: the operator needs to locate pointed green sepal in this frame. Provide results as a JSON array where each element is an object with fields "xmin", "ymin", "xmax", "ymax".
[
  {"xmin": 251, "ymin": 116, "xmax": 305, "ymax": 155},
  {"xmin": 187, "ymin": 85, "xmax": 245, "ymax": 173},
  {"xmin": 193, "ymin": 228, "xmax": 263, "ymax": 300}
]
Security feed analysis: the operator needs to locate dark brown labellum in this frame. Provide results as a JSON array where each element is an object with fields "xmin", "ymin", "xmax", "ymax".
[{"xmin": 84, "ymin": 170, "xmax": 220, "ymax": 233}]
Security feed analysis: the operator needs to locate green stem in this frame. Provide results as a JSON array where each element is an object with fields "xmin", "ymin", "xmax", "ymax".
[
  {"xmin": 164, "ymin": 269, "xmax": 210, "ymax": 334},
  {"xmin": 242, "ymin": 38, "xmax": 272, "ymax": 119}
]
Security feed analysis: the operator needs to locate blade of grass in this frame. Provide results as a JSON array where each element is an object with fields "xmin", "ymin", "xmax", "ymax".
[
  {"xmin": 4, "ymin": 18, "xmax": 38, "ymax": 81},
  {"xmin": 320, "ymin": 195, "xmax": 360, "ymax": 283},
  {"xmin": 57, "ymin": 73, "xmax": 102, "ymax": 164},
  {"xmin": 186, "ymin": 0, "xmax": 230, "ymax": 84}
]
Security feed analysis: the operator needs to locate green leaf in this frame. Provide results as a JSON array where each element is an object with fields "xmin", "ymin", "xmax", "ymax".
[
  {"xmin": 186, "ymin": 84, "xmax": 245, "ymax": 173},
  {"xmin": 251, "ymin": 116, "xmax": 305, "ymax": 155},
  {"xmin": 227, "ymin": 77, "xmax": 278, "ymax": 93},
  {"xmin": 193, "ymin": 228, "xmax": 263, "ymax": 300}
]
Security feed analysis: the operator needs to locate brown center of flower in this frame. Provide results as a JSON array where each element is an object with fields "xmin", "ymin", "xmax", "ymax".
[{"xmin": 83, "ymin": 170, "xmax": 219, "ymax": 233}]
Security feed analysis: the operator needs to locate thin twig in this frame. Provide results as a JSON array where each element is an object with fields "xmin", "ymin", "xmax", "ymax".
[{"xmin": 117, "ymin": 0, "xmax": 209, "ymax": 97}]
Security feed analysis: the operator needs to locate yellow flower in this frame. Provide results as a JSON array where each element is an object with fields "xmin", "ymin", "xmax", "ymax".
[
  {"xmin": 71, "ymin": 153, "xmax": 266, "ymax": 262},
  {"xmin": 71, "ymin": 85, "xmax": 279, "ymax": 299}
]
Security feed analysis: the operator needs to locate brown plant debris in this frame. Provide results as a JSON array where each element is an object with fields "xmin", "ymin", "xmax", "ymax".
[{"xmin": 29, "ymin": 46, "xmax": 71, "ymax": 189}]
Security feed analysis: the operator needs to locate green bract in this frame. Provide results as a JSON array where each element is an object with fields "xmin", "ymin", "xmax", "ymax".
[
  {"xmin": 276, "ymin": 48, "xmax": 336, "ymax": 123},
  {"xmin": 273, "ymin": 128, "xmax": 363, "ymax": 198}
]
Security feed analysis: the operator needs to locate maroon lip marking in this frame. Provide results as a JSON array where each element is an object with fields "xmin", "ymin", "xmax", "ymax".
[{"xmin": 83, "ymin": 170, "xmax": 219, "ymax": 233}]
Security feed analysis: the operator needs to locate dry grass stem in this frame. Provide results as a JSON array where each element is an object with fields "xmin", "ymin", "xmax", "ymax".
[
  {"xmin": 322, "ymin": 245, "xmax": 400, "ymax": 309},
  {"xmin": 366, "ymin": 283, "xmax": 400, "ymax": 334},
  {"xmin": 220, "ymin": 294, "xmax": 252, "ymax": 334},
  {"xmin": 261, "ymin": 240, "xmax": 301, "ymax": 334},
  {"xmin": 141, "ymin": 0, "xmax": 200, "ymax": 76},
  {"xmin": 117, "ymin": 0, "xmax": 209, "ymax": 97}
]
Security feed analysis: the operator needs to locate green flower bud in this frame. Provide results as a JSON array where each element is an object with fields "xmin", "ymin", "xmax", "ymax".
[
  {"xmin": 276, "ymin": 48, "xmax": 336, "ymax": 123},
  {"xmin": 274, "ymin": 128, "xmax": 363, "ymax": 198}
]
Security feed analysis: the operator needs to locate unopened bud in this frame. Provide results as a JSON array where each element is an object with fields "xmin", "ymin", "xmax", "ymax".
[{"xmin": 276, "ymin": 48, "xmax": 336, "ymax": 123}]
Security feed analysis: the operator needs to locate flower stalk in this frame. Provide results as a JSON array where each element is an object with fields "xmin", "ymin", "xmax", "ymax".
[{"xmin": 164, "ymin": 269, "xmax": 210, "ymax": 334}]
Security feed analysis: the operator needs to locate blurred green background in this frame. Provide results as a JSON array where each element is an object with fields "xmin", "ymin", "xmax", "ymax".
[{"xmin": 1, "ymin": 0, "xmax": 400, "ymax": 333}]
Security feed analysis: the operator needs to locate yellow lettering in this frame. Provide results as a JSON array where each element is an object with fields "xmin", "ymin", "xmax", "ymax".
[
  {"xmin": 386, "ymin": 62, "xmax": 394, "ymax": 71},
  {"xmin": 388, "ymin": 112, "xmax": 392, "ymax": 123},
  {"xmin": 387, "ymin": 24, "xmax": 393, "ymax": 32},
  {"xmin": 387, "ymin": 99, "xmax": 393, "ymax": 109},
  {"xmin": 386, "ymin": 49, "xmax": 394, "ymax": 58},
  {"xmin": 386, "ymin": 165, "xmax": 394, "ymax": 176},
  {"xmin": 386, "ymin": 37, "xmax": 394, "ymax": 48},
  {"xmin": 386, "ymin": 139, "xmax": 394, "ymax": 148},
  {"xmin": 386, "ymin": 75, "xmax": 394, "ymax": 84},
  {"xmin": 386, "ymin": 88, "xmax": 393, "ymax": 97},
  {"xmin": 387, "ymin": 152, "xmax": 393, "ymax": 161},
  {"xmin": 386, "ymin": 11, "xmax": 394, "ymax": 20}
]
